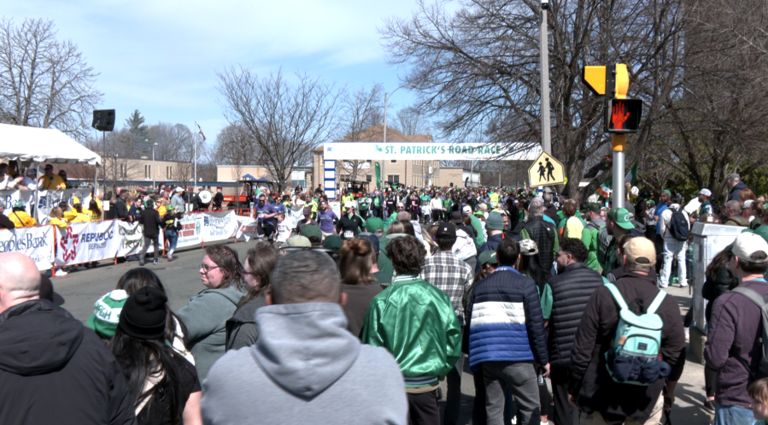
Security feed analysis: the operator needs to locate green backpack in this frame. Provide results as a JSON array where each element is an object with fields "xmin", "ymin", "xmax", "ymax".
[{"xmin": 603, "ymin": 282, "xmax": 669, "ymax": 386}]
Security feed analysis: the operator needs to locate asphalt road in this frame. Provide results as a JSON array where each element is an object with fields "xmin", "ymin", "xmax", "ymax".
[{"xmin": 50, "ymin": 244, "xmax": 712, "ymax": 425}]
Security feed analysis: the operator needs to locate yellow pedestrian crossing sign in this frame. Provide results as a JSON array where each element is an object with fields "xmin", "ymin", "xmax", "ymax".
[{"xmin": 528, "ymin": 152, "xmax": 566, "ymax": 187}]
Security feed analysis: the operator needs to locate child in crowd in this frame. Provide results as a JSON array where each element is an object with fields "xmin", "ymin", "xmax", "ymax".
[
  {"xmin": 750, "ymin": 378, "xmax": 768, "ymax": 425},
  {"xmin": 276, "ymin": 212, "xmax": 291, "ymax": 245}
]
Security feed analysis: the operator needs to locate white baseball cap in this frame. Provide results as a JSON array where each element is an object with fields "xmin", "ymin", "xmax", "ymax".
[
  {"xmin": 344, "ymin": 201, "xmax": 354, "ymax": 209},
  {"xmin": 175, "ymin": 187, "xmax": 184, "ymax": 193},
  {"xmin": 462, "ymin": 206, "xmax": 472, "ymax": 215},
  {"xmin": 732, "ymin": 232, "xmax": 768, "ymax": 264},
  {"xmin": 699, "ymin": 188, "xmax": 712, "ymax": 197}
]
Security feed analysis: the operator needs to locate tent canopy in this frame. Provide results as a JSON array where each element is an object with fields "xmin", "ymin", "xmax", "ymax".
[
  {"xmin": 0, "ymin": 123, "xmax": 102, "ymax": 165},
  {"xmin": 242, "ymin": 173, "xmax": 256, "ymax": 180}
]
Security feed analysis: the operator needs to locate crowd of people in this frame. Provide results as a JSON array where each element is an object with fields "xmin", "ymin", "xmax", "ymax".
[{"xmin": 5, "ymin": 169, "xmax": 768, "ymax": 424}]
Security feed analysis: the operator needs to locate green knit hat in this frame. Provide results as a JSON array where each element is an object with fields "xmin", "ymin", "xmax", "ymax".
[
  {"xmin": 365, "ymin": 217, "xmax": 385, "ymax": 233},
  {"xmin": 86, "ymin": 290, "xmax": 129, "ymax": 339}
]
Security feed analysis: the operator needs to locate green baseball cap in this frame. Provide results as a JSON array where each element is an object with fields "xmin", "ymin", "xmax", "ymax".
[
  {"xmin": 743, "ymin": 226, "xmax": 768, "ymax": 244},
  {"xmin": 478, "ymin": 250, "xmax": 498, "ymax": 266},
  {"xmin": 300, "ymin": 224, "xmax": 322, "ymax": 240},
  {"xmin": 662, "ymin": 190, "xmax": 672, "ymax": 196},
  {"xmin": 607, "ymin": 207, "xmax": 635, "ymax": 230},
  {"xmin": 585, "ymin": 202, "xmax": 601, "ymax": 213},
  {"xmin": 323, "ymin": 235, "xmax": 343, "ymax": 250}
]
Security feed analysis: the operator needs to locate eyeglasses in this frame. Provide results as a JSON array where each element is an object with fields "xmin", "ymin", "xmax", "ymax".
[{"xmin": 200, "ymin": 264, "xmax": 220, "ymax": 272}]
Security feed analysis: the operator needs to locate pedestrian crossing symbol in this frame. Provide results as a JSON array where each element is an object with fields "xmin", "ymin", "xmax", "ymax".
[{"xmin": 528, "ymin": 152, "xmax": 565, "ymax": 187}]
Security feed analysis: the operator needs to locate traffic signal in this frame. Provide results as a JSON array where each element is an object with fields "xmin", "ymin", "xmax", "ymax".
[{"xmin": 605, "ymin": 98, "xmax": 642, "ymax": 133}]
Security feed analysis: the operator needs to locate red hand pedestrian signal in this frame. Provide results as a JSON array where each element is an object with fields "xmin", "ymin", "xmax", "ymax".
[
  {"xmin": 606, "ymin": 99, "xmax": 642, "ymax": 134},
  {"xmin": 612, "ymin": 102, "xmax": 630, "ymax": 130}
]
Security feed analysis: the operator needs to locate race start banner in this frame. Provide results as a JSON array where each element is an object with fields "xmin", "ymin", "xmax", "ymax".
[
  {"xmin": 116, "ymin": 221, "xmax": 165, "ymax": 258},
  {"xmin": 322, "ymin": 142, "xmax": 540, "ymax": 161},
  {"xmin": 55, "ymin": 220, "xmax": 120, "ymax": 266},
  {"xmin": 0, "ymin": 225, "xmax": 55, "ymax": 271}
]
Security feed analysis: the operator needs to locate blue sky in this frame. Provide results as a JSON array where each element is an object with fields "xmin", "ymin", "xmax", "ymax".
[{"xmin": 6, "ymin": 0, "xmax": 425, "ymax": 147}]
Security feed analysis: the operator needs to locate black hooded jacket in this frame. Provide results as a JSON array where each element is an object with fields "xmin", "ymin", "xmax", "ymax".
[{"xmin": 0, "ymin": 300, "xmax": 135, "ymax": 425}]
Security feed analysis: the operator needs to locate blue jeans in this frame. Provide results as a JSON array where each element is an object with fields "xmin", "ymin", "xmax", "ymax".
[
  {"xmin": 164, "ymin": 229, "xmax": 178, "ymax": 253},
  {"xmin": 715, "ymin": 404, "xmax": 755, "ymax": 425}
]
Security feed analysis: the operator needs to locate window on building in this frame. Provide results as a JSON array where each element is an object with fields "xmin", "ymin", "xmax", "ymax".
[
  {"xmin": 166, "ymin": 166, "xmax": 172, "ymax": 179},
  {"xmin": 144, "ymin": 165, "xmax": 151, "ymax": 179},
  {"xmin": 390, "ymin": 160, "xmax": 397, "ymax": 164},
  {"xmin": 120, "ymin": 163, "xmax": 126, "ymax": 178},
  {"xmin": 388, "ymin": 175, "xmax": 400, "ymax": 184},
  {"xmin": 414, "ymin": 160, "xmax": 421, "ymax": 165},
  {"xmin": 366, "ymin": 175, "xmax": 372, "ymax": 182}
]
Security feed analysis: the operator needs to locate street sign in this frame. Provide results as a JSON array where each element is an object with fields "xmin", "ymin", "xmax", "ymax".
[
  {"xmin": 582, "ymin": 66, "xmax": 607, "ymax": 96},
  {"xmin": 528, "ymin": 152, "xmax": 566, "ymax": 187}
]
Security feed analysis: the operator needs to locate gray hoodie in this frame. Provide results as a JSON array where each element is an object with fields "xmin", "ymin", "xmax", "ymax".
[
  {"xmin": 201, "ymin": 302, "xmax": 408, "ymax": 425},
  {"xmin": 176, "ymin": 284, "xmax": 247, "ymax": 381}
]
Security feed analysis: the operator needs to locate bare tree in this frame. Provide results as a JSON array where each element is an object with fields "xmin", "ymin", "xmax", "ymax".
[
  {"xmin": 0, "ymin": 18, "xmax": 101, "ymax": 138},
  {"xmin": 392, "ymin": 106, "xmax": 431, "ymax": 136},
  {"xmin": 338, "ymin": 84, "xmax": 383, "ymax": 181},
  {"xmin": 381, "ymin": 0, "xmax": 686, "ymax": 200},
  {"xmin": 217, "ymin": 67, "xmax": 340, "ymax": 192}
]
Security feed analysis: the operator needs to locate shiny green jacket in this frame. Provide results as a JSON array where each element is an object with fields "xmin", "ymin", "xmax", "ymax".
[{"xmin": 362, "ymin": 275, "xmax": 462, "ymax": 388}]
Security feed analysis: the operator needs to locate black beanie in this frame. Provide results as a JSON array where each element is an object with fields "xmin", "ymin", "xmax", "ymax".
[{"xmin": 118, "ymin": 286, "xmax": 168, "ymax": 340}]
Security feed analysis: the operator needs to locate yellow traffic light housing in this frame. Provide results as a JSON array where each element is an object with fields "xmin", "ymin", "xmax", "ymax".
[
  {"xmin": 582, "ymin": 66, "xmax": 607, "ymax": 96},
  {"xmin": 614, "ymin": 64, "xmax": 629, "ymax": 99}
]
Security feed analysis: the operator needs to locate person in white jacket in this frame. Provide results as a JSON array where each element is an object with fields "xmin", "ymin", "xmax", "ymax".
[{"xmin": 659, "ymin": 195, "xmax": 690, "ymax": 288}]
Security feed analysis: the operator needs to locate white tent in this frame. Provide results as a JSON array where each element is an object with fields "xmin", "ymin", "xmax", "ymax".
[{"xmin": 0, "ymin": 123, "xmax": 102, "ymax": 165}]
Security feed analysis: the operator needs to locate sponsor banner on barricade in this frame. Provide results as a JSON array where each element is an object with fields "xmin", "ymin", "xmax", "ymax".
[
  {"xmin": 55, "ymin": 220, "xmax": 120, "ymax": 266},
  {"xmin": 0, "ymin": 225, "xmax": 54, "ymax": 271},
  {"xmin": 177, "ymin": 213, "xmax": 204, "ymax": 248},
  {"xmin": 116, "ymin": 221, "xmax": 165, "ymax": 257},
  {"xmin": 235, "ymin": 216, "xmax": 257, "ymax": 242},
  {"xmin": 203, "ymin": 211, "xmax": 239, "ymax": 242}
]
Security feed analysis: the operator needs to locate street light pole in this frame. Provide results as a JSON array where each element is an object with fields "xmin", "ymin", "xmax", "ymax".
[
  {"xmin": 150, "ymin": 139, "xmax": 156, "ymax": 190},
  {"xmin": 540, "ymin": 0, "xmax": 551, "ymax": 155}
]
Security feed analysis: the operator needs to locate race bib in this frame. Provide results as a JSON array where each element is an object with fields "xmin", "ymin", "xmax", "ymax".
[{"xmin": 344, "ymin": 230, "xmax": 354, "ymax": 239}]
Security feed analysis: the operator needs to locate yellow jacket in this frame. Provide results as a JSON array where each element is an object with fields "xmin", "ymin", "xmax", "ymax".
[
  {"xmin": 9, "ymin": 211, "xmax": 37, "ymax": 228},
  {"xmin": 49, "ymin": 217, "xmax": 69, "ymax": 230}
]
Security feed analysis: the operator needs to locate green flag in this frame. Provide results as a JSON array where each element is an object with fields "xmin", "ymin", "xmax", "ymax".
[
  {"xmin": 375, "ymin": 162, "xmax": 381, "ymax": 189},
  {"xmin": 624, "ymin": 160, "xmax": 638, "ymax": 186}
]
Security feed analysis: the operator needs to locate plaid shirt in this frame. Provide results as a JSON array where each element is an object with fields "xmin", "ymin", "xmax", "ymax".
[{"xmin": 420, "ymin": 251, "xmax": 474, "ymax": 325}]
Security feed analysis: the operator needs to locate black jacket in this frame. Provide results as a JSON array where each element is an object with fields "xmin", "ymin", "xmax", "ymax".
[
  {"xmin": 727, "ymin": 181, "xmax": 749, "ymax": 202},
  {"xmin": 140, "ymin": 208, "xmax": 162, "ymax": 237},
  {"xmin": 548, "ymin": 262, "xmax": 605, "ymax": 367},
  {"xmin": 0, "ymin": 300, "xmax": 134, "ymax": 425},
  {"xmin": 213, "ymin": 192, "xmax": 223, "ymax": 208},
  {"xmin": 336, "ymin": 214, "xmax": 363, "ymax": 238},
  {"xmin": 569, "ymin": 271, "xmax": 686, "ymax": 423},
  {"xmin": 522, "ymin": 216, "xmax": 558, "ymax": 273},
  {"xmin": 702, "ymin": 267, "xmax": 737, "ymax": 322},
  {"xmin": 115, "ymin": 197, "xmax": 128, "ymax": 219},
  {"xmin": 0, "ymin": 213, "xmax": 15, "ymax": 229}
]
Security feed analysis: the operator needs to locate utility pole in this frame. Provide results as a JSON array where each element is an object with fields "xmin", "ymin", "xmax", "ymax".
[
  {"xmin": 539, "ymin": 0, "xmax": 551, "ymax": 155},
  {"xmin": 383, "ymin": 91, "xmax": 388, "ymax": 191}
]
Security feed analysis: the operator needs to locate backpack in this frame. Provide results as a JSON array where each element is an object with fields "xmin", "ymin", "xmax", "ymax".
[
  {"xmin": 668, "ymin": 210, "xmax": 690, "ymax": 241},
  {"xmin": 604, "ymin": 282, "xmax": 671, "ymax": 385},
  {"xmin": 730, "ymin": 286, "xmax": 768, "ymax": 379}
]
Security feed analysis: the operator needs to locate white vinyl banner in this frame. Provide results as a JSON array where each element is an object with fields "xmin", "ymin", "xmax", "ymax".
[
  {"xmin": 0, "ymin": 225, "xmax": 55, "ymax": 270},
  {"xmin": 116, "ymin": 221, "xmax": 165, "ymax": 258},
  {"xmin": 177, "ymin": 213, "xmax": 204, "ymax": 248},
  {"xmin": 55, "ymin": 220, "xmax": 120, "ymax": 266},
  {"xmin": 322, "ymin": 142, "xmax": 540, "ymax": 161},
  {"xmin": 203, "ymin": 211, "xmax": 240, "ymax": 242},
  {"xmin": 1, "ymin": 189, "xmax": 93, "ymax": 220}
]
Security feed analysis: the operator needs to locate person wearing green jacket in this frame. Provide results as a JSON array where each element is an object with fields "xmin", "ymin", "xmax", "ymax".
[
  {"xmin": 580, "ymin": 202, "xmax": 605, "ymax": 272},
  {"xmin": 463, "ymin": 205, "xmax": 486, "ymax": 246},
  {"xmin": 363, "ymin": 235, "xmax": 461, "ymax": 425}
]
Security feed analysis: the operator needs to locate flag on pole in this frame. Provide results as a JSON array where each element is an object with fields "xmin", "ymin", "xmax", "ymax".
[
  {"xmin": 597, "ymin": 177, "xmax": 612, "ymax": 198},
  {"xmin": 195, "ymin": 121, "xmax": 206, "ymax": 141}
]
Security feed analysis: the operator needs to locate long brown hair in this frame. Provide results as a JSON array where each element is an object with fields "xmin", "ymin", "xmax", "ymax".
[
  {"xmin": 706, "ymin": 249, "xmax": 732, "ymax": 283},
  {"xmin": 205, "ymin": 245, "xmax": 244, "ymax": 291},
  {"xmin": 240, "ymin": 242, "xmax": 279, "ymax": 305},
  {"xmin": 339, "ymin": 238, "xmax": 376, "ymax": 285}
]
